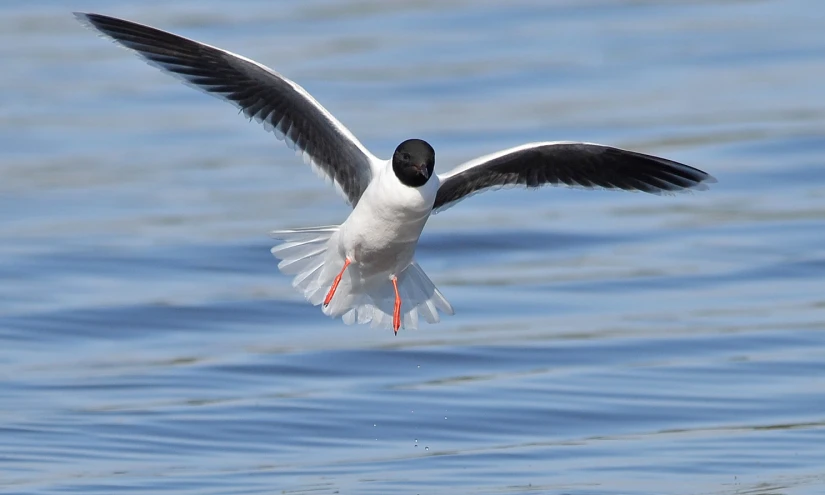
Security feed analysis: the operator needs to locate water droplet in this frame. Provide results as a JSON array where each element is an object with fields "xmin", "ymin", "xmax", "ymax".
[
  {"xmin": 373, "ymin": 424, "xmax": 376, "ymax": 427},
  {"xmin": 417, "ymin": 365, "xmax": 420, "ymax": 369},
  {"xmin": 444, "ymin": 416, "xmax": 447, "ymax": 420},
  {"xmin": 424, "ymin": 446, "xmax": 429, "ymax": 451}
]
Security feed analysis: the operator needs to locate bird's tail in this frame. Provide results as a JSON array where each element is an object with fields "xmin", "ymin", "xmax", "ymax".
[
  {"xmin": 270, "ymin": 225, "xmax": 342, "ymax": 306},
  {"xmin": 270, "ymin": 226, "xmax": 454, "ymax": 331}
]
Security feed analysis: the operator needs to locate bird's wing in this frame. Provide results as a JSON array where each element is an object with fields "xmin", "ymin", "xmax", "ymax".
[
  {"xmin": 433, "ymin": 141, "xmax": 716, "ymax": 213},
  {"xmin": 75, "ymin": 12, "xmax": 381, "ymax": 207}
]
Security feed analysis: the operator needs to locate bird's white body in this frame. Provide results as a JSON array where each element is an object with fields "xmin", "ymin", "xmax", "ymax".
[
  {"xmin": 339, "ymin": 159, "xmax": 438, "ymax": 274},
  {"xmin": 271, "ymin": 160, "xmax": 452, "ymax": 330}
]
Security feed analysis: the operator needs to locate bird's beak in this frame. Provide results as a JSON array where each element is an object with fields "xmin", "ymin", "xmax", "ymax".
[{"xmin": 416, "ymin": 164, "xmax": 430, "ymax": 178}]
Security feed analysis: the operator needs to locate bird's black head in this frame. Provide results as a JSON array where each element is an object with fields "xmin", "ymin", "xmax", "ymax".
[{"xmin": 392, "ymin": 139, "xmax": 435, "ymax": 188}]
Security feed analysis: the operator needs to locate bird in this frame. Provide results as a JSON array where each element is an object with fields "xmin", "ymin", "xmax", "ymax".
[{"xmin": 75, "ymin": 12, "xmax": 716, "ymax": 335}]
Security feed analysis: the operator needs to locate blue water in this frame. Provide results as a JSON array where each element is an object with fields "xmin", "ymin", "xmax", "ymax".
[{"xmin": 2, "ymin": 1, "xmax": 824, "ymax": 494}]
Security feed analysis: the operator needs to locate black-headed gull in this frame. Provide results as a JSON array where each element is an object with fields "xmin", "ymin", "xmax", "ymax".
[{"xmin": 76, "ymin": 13, "xmax": 716, "ymax": 334}]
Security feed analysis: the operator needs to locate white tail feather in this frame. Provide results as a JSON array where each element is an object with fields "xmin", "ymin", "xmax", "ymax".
[{"xmin": 270, "ymin": 226, "xmax": 454, "ymax": 330}]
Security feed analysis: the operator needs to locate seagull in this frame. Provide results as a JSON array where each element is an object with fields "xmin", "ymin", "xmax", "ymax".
[{"xmin": 75, "ymin": 12, "xmax": 716, "ymax": 334}]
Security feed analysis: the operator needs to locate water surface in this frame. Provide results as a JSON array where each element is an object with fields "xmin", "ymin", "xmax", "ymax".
[{"xmin": 1, "ymin": 1, "xmax": 824, "ymax": 494}]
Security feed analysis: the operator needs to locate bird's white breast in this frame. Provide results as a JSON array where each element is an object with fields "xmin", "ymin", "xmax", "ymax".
[{"xmin": 337, "ymin": 160, "xmax": 439, "ymax": 278}]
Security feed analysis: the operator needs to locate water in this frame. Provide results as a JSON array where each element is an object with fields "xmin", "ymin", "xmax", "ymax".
[{"xmin": 2, "ymin": 1, "xmax": 824, "ymax": 493}]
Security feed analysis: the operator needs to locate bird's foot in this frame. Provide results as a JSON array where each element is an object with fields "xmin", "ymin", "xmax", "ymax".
[
  {"xmin": 324, "ymin": 258, "xmax": 351, "ymax": 307},
  {"xmin": 391, "ymin": 276, "xmax": 401, "ymax": 335}
]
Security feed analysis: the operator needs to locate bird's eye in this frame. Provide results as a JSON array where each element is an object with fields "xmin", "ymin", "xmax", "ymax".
[{"xmin": 402, "ymin": 153, "xmax": 411, "ymax": 160}]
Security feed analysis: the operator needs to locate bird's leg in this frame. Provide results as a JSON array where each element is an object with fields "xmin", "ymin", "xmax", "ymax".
[
  {"xmin": 392, "ymin": 276, "xmax": 402, "ymax": 335},
  {"xmin": 324, "ymin": 258, "xmax": 351, "ymax": 307}
]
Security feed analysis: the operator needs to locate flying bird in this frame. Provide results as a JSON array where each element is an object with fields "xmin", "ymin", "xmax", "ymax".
[{"xmin": 75, "ymin": 12, "xmax": 716, "ymax": 334}]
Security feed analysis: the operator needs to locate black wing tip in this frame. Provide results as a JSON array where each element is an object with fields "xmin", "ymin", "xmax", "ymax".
[
  {"xmin": 73, "ymin": 12, "xmax": 151, "ymax": 35},
  {"xmin": 73, "ymin": 12, "xmax": 106, "ymax": 26},
  {"xmin": 616, "ymin": 147, "xmax": 717, "ymax": 193},
  {"xmin": 669, "ymin": 164, "xmax": 718, "ymax": 192},
  {"xmin": 73, "ymin": 12, "xmax": 118, "ymax": 22},
  {"xmin": 73, "ymin": 12, "xmax": 124, "ymax": 45},
  {"xmin": 73, "ymin": 12, "xmax": 124, "ymax": 36},
  {"xmin": 655, "ymin": 170, "xmax": 717, "ymax": 195}
]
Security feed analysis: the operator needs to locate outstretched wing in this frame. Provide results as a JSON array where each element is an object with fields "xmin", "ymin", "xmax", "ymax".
[
  {"xmin": 434, "ymin": 141, "xmax": 716, "ymax": 213},
  {"xmin": 75, "ymin": 12, "xmax": 380, "ymax": 207}
]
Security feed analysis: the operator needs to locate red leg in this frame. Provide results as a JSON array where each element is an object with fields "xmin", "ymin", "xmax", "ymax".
[
  {"xmin": 392, "ymin": 276, "xmax": 402, "ymax": 335},
  {"xmin": 323, "ymin": 258, "xmax": 351, "ymax": 307}
]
